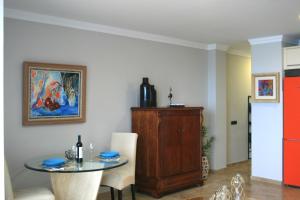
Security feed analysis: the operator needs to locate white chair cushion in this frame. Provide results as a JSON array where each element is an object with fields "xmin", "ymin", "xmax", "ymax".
[
  {"xmin": 101, "ymin": 165, "xmax": 135, "ymax": 191},
  {"xmin": 5, "ymin": 160, "xmax": 14, "ymax": 200},
  {"xmin": 14, "ymin": 187, "xmax": 55, "ymax": 200}
]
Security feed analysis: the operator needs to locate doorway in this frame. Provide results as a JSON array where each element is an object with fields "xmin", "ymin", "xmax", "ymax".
[{"xmin": 227, "ymin": 52, "xmax": 251, "ymax": 164}]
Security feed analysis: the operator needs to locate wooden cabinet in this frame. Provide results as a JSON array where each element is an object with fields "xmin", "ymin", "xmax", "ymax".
[
  {"xmin": 284, "ymin": 46, "xmax": 300, "ymax": 70},
  {"xmin": 131, "ymin": 107, "xmax": 203, "ymax": 197}
]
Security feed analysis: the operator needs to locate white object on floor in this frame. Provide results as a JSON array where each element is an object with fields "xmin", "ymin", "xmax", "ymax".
[
  {"xmin": 210, "ymin": 185, "xmax": 232, "ymax": 200},
  {"xmin": 231, "ymin": 173, "xmax": 246, "ymax": 200}
]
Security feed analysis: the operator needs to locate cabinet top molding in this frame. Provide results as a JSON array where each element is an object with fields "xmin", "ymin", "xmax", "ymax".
[{"xmin": 131, "ymin": 107, "xmax": 204, "ymax": 111}]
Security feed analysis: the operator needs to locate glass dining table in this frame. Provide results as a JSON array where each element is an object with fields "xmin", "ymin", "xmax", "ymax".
[{"xmin": 25, "ymin": 154, "xmax": 128, "ymax": 200}]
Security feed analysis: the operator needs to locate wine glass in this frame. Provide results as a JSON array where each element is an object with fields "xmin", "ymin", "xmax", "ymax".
[{"xmin": 88, "ymin": 143, "xmax": 95, "ymax": 161}]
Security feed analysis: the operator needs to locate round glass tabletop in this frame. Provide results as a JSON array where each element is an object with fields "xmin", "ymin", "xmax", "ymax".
[{"xmin": 24, "ymin": 154, "xmax": 128, "ymax": 173}]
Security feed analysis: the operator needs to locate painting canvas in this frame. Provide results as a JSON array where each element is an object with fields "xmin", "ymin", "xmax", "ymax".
[
  {"xmin": 23, "ymin": 62, "xmax": 86, "ymax": 125},
  {"xmin": 252, "ymin": 72, "xmax": 279, "ymax": 103},
  {"xmin": 258, "ymin": 79, "xmax": 274, "ymax": 96}
]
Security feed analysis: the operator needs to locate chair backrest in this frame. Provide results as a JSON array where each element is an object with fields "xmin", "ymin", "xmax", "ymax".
[
  {"xmin": 5, "ymin": 160, "xmax": 15, "ymax": 200},
  {"xmin": 110, "ymin": 132, "xmax": 138, "ymax": 176}
]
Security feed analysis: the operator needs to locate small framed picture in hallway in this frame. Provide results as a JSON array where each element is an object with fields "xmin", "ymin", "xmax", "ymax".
[{"xmin": 251, "ymin": 72, "xmax": 280, "ymax": 103}]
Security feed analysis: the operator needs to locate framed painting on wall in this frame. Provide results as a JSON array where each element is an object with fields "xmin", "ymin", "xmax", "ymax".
[
  {"xmin": 23, "ymin": 62, "xmax": 87, "ymax": 125},
  {"xmin": 251, "ymin": 72, "xmax": 280, "ymax": 103}
]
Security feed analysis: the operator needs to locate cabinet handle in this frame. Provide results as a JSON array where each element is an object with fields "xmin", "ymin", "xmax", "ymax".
[{"xmin": 287, "ymin": 64, "xmax": 300, "ymax": 66}]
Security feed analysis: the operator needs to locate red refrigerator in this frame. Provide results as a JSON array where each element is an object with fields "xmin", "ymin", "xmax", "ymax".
[{"xmin": 284, "ymin": 76, "xmax": 300, "ymax": 186}]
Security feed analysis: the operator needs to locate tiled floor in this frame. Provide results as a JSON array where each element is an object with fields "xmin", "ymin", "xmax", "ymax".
[{"xmin": 98, "ymin": 161, "xmax": 300, "ymax": 200}]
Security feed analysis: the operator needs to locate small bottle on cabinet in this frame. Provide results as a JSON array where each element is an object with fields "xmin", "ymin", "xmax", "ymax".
[
  {"xmin": 150, "ymin": 85, "xmax": 157, "ymax": 107},
  {"xmin": 76, "ymin": 135, "xmax": 83, "ymax": 163}
]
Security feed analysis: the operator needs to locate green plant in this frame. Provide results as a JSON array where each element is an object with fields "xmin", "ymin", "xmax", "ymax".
[{"xmin": 201, "ymin": 126, "xmax": 214, "ymax": 156}]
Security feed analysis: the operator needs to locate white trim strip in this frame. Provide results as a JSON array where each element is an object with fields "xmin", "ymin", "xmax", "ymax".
[
  {"xmin": 249, "ymin": 35, "xmax": 299, "ymax": 46},
  {"xmin": 248, "ymin": 35, "xmax": 283, "ymax": 45},
  {"xmin": 227, "ymin": 49, "xmax": 251, "ymax": 58},
  {"xmin": 207, "ymin": 43, "xmax": 229, "ymax": 51},
  {"xmin": 251, "ymin": 176, "xmax": 282, "ymax": 185},
  {"xmin": 4, "ymin": 8, "xmax": 208, "ymax": 50}
]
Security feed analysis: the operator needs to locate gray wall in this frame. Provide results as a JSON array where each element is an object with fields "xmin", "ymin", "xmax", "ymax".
[{"xmin": 4, "ymin": 18, "xmax": 208, "ymax": 189}]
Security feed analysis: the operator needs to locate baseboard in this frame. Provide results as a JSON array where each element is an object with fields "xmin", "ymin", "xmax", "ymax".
[
  {"xmin": 210, "ymin": 160, "xmax": 250, "ymax": 173},
  {"xmin": 251, "ymin": 176, "xmax": 282, "ymax": 185},
  {"xmin": 209, "ymin": 167, "xmax": 225, "ymax": 173},
  {"xmin": 227, "ymin": 159, "xmax": 250, "ymax": 166}
]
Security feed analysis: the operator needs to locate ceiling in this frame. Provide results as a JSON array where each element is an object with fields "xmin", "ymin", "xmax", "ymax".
[{"xmin": 4, "ymin": 0, "xmax": 300, "ymax": 50}]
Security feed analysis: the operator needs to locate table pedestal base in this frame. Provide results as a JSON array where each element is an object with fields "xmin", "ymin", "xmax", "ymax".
[{"xmin": 50, "ymin": 171, "xmax": 103, "ymax": 200}]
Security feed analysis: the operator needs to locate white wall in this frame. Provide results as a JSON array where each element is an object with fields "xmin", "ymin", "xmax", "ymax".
[
  {"xmin": 4, "ymin": 18, "xmax": 208, "ymax": 189},
  {"xmin": 250, "ymin": 41, "xmax": 283, "ymax": 181},
  {"xmin": 227, "ymin": 54, "xmax": 251, "ymax": 164}
]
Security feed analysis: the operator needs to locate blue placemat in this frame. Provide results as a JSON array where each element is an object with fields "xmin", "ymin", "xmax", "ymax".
[
  {"xmin": 42, "ymin": 157, "xmax": 65, "ymax": 167},
  {"xmin": 99, "ymin": 151, "xmax": 120, "ymax": 158}
]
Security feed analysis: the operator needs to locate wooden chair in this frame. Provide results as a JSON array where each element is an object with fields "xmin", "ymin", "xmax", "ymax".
[
  {"xmin": 101, "ymin": 132, "xmax": 138, "ymax": 200},
  {"xmin": 5, "ymin": 160, "xmax": 55, "ymax": 200}
]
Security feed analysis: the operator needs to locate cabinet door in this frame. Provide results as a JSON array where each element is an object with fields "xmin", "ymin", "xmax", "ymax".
[
  {"xmin": 284, "ymin": 140, "xmax": 300, "ymax": 186},
  {"xmin": 284, "ymin": 47, "xmax": 300, "ymax": 70},
  {"xmin": 284, "ymin": 77, "xmax": 300, "ymax": 139},
  {"xmin": 181, "ymin": 114, "xmax": 200, "ymax": 172},
  {"xmin": 159, "ymin": 114, "xmax": 182, "ymax": 177}
]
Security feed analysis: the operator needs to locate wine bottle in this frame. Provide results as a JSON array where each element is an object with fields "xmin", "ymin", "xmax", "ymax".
[{"xmin": 76, "ymin": 135, "xmax": 83, "ymax": 163}]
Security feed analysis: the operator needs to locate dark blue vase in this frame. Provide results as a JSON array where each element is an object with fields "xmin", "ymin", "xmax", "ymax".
[{"xmin": 140, "ymin": 77, "xmax": 151, "ymax": 107}]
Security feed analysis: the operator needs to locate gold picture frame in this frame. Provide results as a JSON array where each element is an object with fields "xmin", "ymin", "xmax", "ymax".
[
  {"xmin": 251, "ymin": 72, "xmax": 280, "ymax": 103},
  {"xmin": 23, "ymin": 62, "xmax": 87, "ymax": 125}
]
